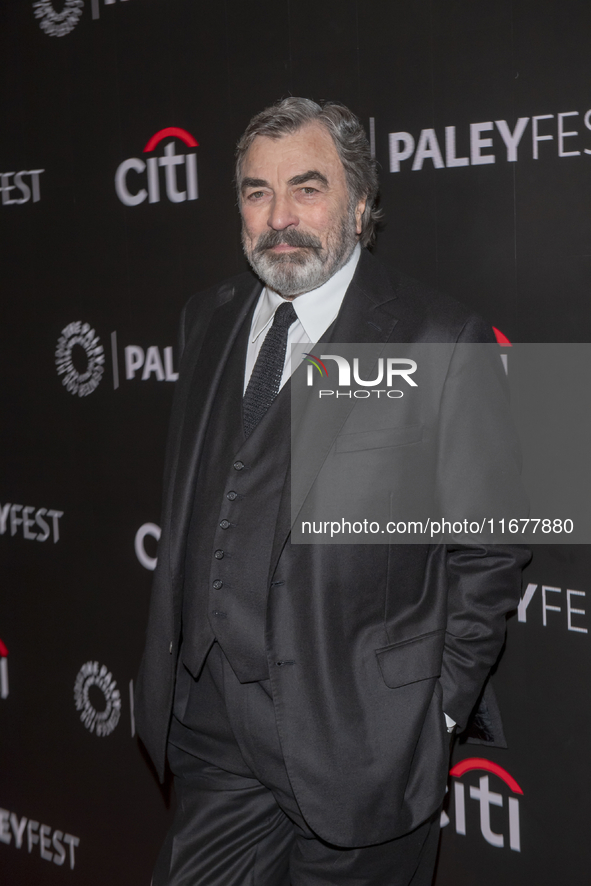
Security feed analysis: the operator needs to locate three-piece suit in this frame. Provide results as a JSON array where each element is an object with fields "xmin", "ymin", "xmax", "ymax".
[{"xmin": 135, "ymin": 249, "xmax": 528, "ymax": 882}]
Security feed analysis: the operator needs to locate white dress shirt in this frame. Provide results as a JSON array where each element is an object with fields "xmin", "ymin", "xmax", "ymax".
[{"xmin": 243, "ymin": 244, "xmax": 361, "ymax": 393}]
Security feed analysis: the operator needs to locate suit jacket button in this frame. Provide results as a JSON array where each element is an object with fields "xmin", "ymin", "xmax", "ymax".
[
  {"xmin": 214, "ymin": 549, "xmax": 224, "ymax": 559},
  {"xmin": 233, "ymin": 461, "xmax": 245, "ymax": 471},
  {"xmin": 220, "ymin": 519, "xmax": 230, "ymax": 529},
  {"xmin": 227, "ymin": 491, "xmax": 238, "ymax": 500},
  {"xmin": 212, "ymin": 580, "xmax": 223, "ymax": 590}
]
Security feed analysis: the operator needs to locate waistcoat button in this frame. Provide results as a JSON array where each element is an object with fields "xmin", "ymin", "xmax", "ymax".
[
  {"xmin": 214, "ymin": 549, "xmax": 224, "ymax": 560},
  {"xmin": 212, "ymin": 580, "xmax": 223, "ymax": 590},
  {"xmin": 233, "ymin": 461, "xmax": 245, "ymax": 471},
  {"xmin": 220, "ymin": 519, "xmax": 230, "ymax": 529}
]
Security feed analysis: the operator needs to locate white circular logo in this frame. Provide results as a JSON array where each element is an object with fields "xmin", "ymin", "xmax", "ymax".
[
  {"xmin": 74, "ymin": 661, "xmax": 121, "ymax": 737},
  {"xmin": 55, "ymin": 321, "xmax": 105, "ymax": 397},
  {"xmin": 33, "ymin": 0, "xmax": 84, "ymax": 37}
]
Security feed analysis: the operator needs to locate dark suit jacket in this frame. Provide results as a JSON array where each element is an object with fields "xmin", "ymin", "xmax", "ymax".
[{"xmin": 135, "ymin": 249, "xmax": 529, "ymax": 846}]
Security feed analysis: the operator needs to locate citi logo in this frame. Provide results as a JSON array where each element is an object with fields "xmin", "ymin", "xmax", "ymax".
[
  {"xmin": 0, "ymin": 640, "xmax": 8, "ymax": 700},
  {"xmin": 115, "ymin": 127, "xmax": 199, "ymax": 207},
  {"xmin": 441, "ymin": 758, "xmax": 523, "ymax": 852},
  {"xmin": 135, "ymin": 522, "xmax": 161, "ymax": 571}
]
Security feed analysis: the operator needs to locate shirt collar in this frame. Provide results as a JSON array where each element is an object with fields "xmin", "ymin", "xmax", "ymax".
[{"xmin": 251, "ymin": 243, "xmax": 361, "ymax": 344}]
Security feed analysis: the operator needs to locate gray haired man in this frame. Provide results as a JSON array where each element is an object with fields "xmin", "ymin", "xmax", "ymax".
[{"xmin": 135, "ymin": 97, "xmax": 527, "ymax": 885}]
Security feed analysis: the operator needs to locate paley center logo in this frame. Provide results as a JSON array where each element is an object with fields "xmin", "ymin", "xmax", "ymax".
[
  {"xmin": 73, "ymin": 661, "xmax": 121, "ymax": 737},
  {"xmin": 55, "ymin": 321, "xmax": 105, "ymax": 397},
  {"xmin": 304, "ymin": 352, "xmax": 418, "ymax": 399},
  {"xmin": 33, "ymin": 0, "xmax": 83, "ymax": 36},
  {"xmin": 55, "ymin": 322, "xmax": 178, "ymax": 396},
  {"xmin": 441, "ymin": 757, "xmax": 523, "ymax": 852},
  {"xmin": 388, "ymin": 105, "xmax": 591, "ymax": 172},
  {"xmin": 33, "ymin": 0, "xmax": 131, "ymax": 38},
  {"xmin": 115, "ymin": 127, "xmax": 199, "ymax": 207}
]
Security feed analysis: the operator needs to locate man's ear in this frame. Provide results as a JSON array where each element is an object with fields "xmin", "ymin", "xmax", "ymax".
[{"xmin": 355, "ymin": 198, "xmax": 367, "ymax": 235}]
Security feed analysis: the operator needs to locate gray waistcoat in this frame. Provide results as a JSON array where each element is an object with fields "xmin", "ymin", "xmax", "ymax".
[{"xmin": 181, "ymin": 313, "xmax": 291, "ymax": 683}]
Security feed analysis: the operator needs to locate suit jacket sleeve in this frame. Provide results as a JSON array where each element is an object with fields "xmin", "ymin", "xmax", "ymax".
[{"xmin": 437, "ymin": 315, "xmax": 531, "ymax": 729}]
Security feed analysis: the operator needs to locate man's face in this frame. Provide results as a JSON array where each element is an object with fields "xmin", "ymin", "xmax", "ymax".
[{"xmin": 240, "ymin": 123, "xmax": 366, "ymax": 298}]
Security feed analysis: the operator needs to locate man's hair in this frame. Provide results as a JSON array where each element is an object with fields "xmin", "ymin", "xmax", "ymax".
[{"xmin": 235, "ymin": 97, "xmax": 382, "ymax": 247}]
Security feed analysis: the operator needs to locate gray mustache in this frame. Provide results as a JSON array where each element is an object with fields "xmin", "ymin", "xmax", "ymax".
[{"xmin": 255, "ymin": 229, "xmax": 323, "ymax": 253}]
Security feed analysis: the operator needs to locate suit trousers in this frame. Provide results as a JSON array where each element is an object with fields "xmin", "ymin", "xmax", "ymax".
[{"xmin": 152, "ymin": 643, "xmax": 442, "ymax": 886}]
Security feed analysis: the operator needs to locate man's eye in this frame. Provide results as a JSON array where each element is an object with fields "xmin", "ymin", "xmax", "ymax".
[
  {"xmin": 247, "ymin": 191, "xmax": 265, "ymax": 200},
  {"xmin": 301, "ymin": 187, "xmax": 318, "ymax": 195}
]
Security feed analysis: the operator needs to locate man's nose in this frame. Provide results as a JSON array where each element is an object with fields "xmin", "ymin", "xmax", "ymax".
[{"xmin": 267, "ymin": 194, "xmax": 299, "ymax": 230}]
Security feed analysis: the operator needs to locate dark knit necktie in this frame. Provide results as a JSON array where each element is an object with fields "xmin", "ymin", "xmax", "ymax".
[{"xmin": 243, "ymin": 300, "xmax": 298, "ymax": 438}]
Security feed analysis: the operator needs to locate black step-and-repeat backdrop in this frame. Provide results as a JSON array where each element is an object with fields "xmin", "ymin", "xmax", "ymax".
[{"xmin": 1, "ymin": 1, "xmax": 590, "ymax": 883}]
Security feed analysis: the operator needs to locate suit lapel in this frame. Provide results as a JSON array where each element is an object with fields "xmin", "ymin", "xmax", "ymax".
[
  {"xmin": 168, "ymin": 277, "xmax": 261, "ymax": 575},
  {"xmin": 269, "ymin": 250, "xmax": 402, "ymax": 578},
  {"xmin": 328, "ymin": 248, "xmax": 401, "ymax": 344}
]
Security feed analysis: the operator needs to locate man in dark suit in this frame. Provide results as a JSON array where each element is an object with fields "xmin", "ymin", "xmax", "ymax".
[{"xmin": 135, "ymin": 97, "xmax": 528, "ymax": 886}]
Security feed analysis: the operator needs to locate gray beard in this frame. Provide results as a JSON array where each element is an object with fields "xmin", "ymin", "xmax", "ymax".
[{"xmin": 242, "ymin": 210, "xmax": 359, "ymax": 298}]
